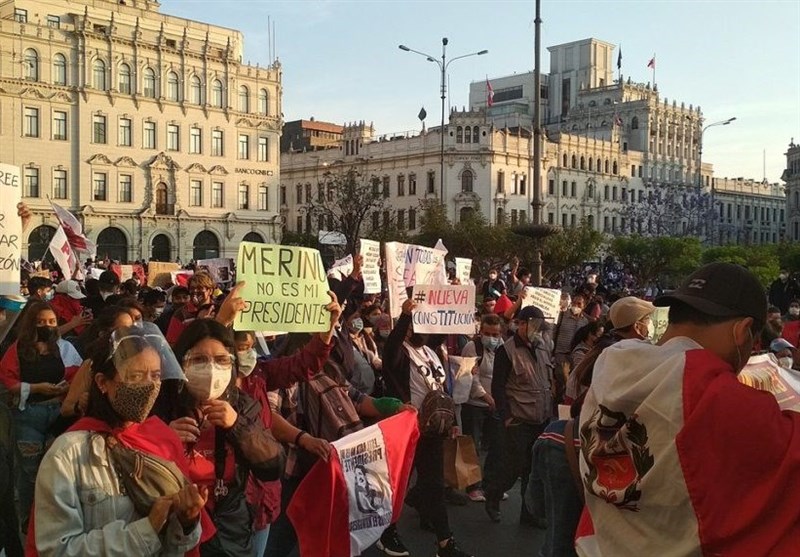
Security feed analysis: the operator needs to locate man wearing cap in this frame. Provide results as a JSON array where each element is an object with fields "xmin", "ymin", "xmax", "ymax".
[
  {"xmin": 82, "ymin": 270, "xmax": 120, "ymax": 319},
  {"xmin": 576, "ymin": 263, "xmax": 800, "ymax": 556},
  {"xmin": 51, "ymin": 280, "xmax": 91, "ymax": 337},
  {"xmin": 485, "ymin": 305, "xmax": 553, "ymax": 524},
  {"xmin": 770, "ymin": 337, "xmax": 796, "ymax": 370}
]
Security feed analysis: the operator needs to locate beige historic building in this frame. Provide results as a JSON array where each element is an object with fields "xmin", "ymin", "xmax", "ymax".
[
  {"xmin": 785, "ymin": 140, "xmax": 800, "ymax": 242},
  {"xmin": 714, "ymin": 177, "xmax": 785, "ymax": 245},
  {"xmin": 0, "ymin": 0, "xmax": 282, "ymax": 263}
]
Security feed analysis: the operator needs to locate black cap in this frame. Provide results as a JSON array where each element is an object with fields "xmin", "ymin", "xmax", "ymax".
[
  {"xmin": 98, "ymin": 270, "xmax": 120, "ymax": 287},
  {"xmin": 515, "ymin": 305, "xmax": 544, "ymax": 321},
  {"xmin": 654, "ymin": 263, "xmax": 766, "ymax": 324}
]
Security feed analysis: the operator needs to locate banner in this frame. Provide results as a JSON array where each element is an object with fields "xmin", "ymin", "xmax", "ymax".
[
  {"xmin": 171, "ymin": 270, "xmax": 193, "ymax": 287},
  {"xmin": 234, "ymin": 242, "xmax": 331, "ymax": 333},
  {"xmin": 0, "ymin": 164, "xmax": 22, "ymax": 295},
  {"xmin": 449, "ymin": 355, "xmax": 478, "ymax": 404},
  {"xmin": 359, "ymin": 239, "xmax": 381, "ymax": 294},
  {"xmin": 411, "ymin": 284, "xmax": 476, "ymax": 335},
  {"xmin": 740, "ymin": 354, "xmax": 800, "ymax": 413},
  {"xmin": 520, "ymin": 287, "xmax": 562, "ymax": 322},
  {"xmin": 384, "ymin": 242, "xmax": 408, "ymax": 319},
  {"xmin": 147, "ymin": 261, "xmax": 181, "ymax": 287},
  {"xmin": 197, "ymin": 257, "xmax": 234, "ymax": 284},
  {"xmin": 454, "ymin": 257, "xmax": 472, "ymax": 286},
  {"xmin": 327, "ymin": 254, "xmax": 353, "ymax": 282}
]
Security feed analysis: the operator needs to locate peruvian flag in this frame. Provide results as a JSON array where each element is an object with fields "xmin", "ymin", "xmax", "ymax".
[
  {"xmin": 50, "ymin": 200, "xmax": 96, "ymax": 258},
  {"xmin": 486, "ymin": 78, "xmax": 494, "ymax": 107},
  {"xmin": 288, "ymin": 411, "xmax": 420, "ymax": 557},
  {"xmin": 48, "ymin": 226, "xmax": 79, "ymax": 280},
  {"xmin": 647, "ymin": 56, "xmax": 656, "ymax": 69}
]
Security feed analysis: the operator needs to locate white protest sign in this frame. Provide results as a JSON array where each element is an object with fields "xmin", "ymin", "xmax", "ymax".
[
  {"xmin": 454, "ymin": 257, "xmax": 472, "ymax": 285},
  {"xmin": 359, "ymin": 239, "xmax": 382, "ymax": 294},
  {"xmin": 326, "ymin": 254, "xmax": 353, "ymax": 281},
  {"xmin": 650, "ymin": 306, "xmax": 669, "ymax": 343},
  {"xmin": 385, "ymin": 242, "xmax": 409, "ymax": 318},
  {"xmin": 197, "ymin": 258, "xmax": 234, "ymax": 284},
  {"xmin": 0, "ymin": 164, "xmax": 22, "ymax": 295},
  {"xmin": 449, "ymin": 355, "xmax": 478, "ymax": 404},
  {"xmin": 520, "ymin": 287, "xmax": 562, "ymax": 322},
  {"xmin": 433, "ymin": 239, "xmax": 449, "ymax": 285},
  {"xmin": 411, "ymin": 284, "xmax": 476, "ymax": 335},
  {"xmin": 403, "ymin": 242, "xmax": 448, "ymax": 287}
]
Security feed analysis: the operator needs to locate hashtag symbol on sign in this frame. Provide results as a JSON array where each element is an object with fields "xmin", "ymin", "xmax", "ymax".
[{"xmin": 413, "ymin": 292, "xmax": 427, "ymax": 303}]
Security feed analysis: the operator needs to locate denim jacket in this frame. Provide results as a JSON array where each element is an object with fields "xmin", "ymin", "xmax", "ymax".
[{"xmin": 34, "ymin": 431, "xmax": 200, "ymax": 556}]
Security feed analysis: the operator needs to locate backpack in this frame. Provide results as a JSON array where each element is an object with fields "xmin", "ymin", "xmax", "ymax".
[
  {"xmin": 418, "ymin": 390, "xmax": 456, "ymax": 437},
  {"xmin": 299, "ymin": 362, "xmax": 363, "ymax": 443}
]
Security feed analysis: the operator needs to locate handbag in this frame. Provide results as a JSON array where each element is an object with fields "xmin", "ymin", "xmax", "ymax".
[
  {"xmin": 104, "ymin": 434, "xmax": 190, "ymax": 517},
  {"xmin": 443, "ymin": 435, "xmax": 482, "ymax": 490}
]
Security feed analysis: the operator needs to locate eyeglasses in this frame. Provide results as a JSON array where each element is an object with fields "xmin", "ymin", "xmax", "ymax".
[{"xmin": 183, "ymin": 352, "xmax": 234, "ymax": 368}]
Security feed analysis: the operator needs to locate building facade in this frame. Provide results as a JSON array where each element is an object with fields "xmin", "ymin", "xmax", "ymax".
[
  {"xmin": 785, "ymin": 140, "xmax": 800, "ymax": 242},
  {"xmin": 281, "ymin": 118, "xmax": 344, "ymax": 154},
  {"xmin": 713, "ymin": 177, "xmax": 786, "ymax": 244},
  {"xmin": 1, "ymin": 0, "xmax": 282, "ymax": 263}
]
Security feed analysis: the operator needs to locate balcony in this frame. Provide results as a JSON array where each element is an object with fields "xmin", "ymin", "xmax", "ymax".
[{"xmin": 156, "ymin": 203, "xmax": 174, "ymax": 216}]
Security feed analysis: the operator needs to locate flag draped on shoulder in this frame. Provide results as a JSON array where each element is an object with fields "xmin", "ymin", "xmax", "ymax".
[{"xmin": 287, "ymin": 411, "xmax": 420, "ymax": 557}]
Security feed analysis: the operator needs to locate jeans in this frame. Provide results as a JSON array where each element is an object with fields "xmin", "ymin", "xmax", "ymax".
[
  {"xmin": 13, "ymin": 402, "xmax": 61, "ymax": 532},
  {"xmin": 413, "ymin": 435, "xmax": 451, "ymax": 542},
  {"xmin": 264, "ymin": 476, "xmax": 301, "ymax": 557},
  {"xmin": 251, "ymin": 525, "xmax": 270, "ymax": 557},
  {"xmin": 460, "ymin": 404, "xmax": 499, "ymax": 489}
]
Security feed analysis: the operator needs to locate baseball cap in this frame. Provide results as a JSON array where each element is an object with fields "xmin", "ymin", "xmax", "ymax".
[
  {"xmin": 770, "ymin": 338, "xmax": 795, "ymax": 353},
  {"xmin": 609, "ymin": 296, "xmax": 655, "ymax": 329},
  {"xmin": 515, "ymin": 305, "xmax": 544, "ymax": 321},
  {"xmin": 98, "ymin": 270, "xmax": 120, "ymax": 287},
  {"xmin": 55, "ymin": 280, "xmax": 86, "ymax": 300},
  {"xmin": 653, "ymin": 263, "xmax": 767, "ymax": 325}
]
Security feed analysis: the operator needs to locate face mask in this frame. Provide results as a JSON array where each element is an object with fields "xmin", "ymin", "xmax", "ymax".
[
  {"xmin": 110, "ymin": 381, "xmax": 161, "ymax": 423},
  {"xmin": 185, "ymin": 361, "xmax": 231, "ymax": 401},
  {"xmin": 570, "ymin": 306, "xmax": 582, "ymax": 315},
  {"xmin": 508, "ymin": 322, "xmax": 519, "ymax": 333},
  {"xmin": 481, "ymin": 335, "xmax": 501, "ymax": 351},
  {"xmin": 779, "ymin": 357, "xmax": 794, "ymax": 369},
  {"xmin": 527, "ymin": 325, "xmax": 542, "ymax": 345},
  {"xmin": 349, "ymin": 318, "xmax": 364, "ymax": 334},
  {"xmin": 43, "ymin": 290, "xmax": 54, "ymax": 302},
  {"xmin": 36, "ymin": 326, "xmax": 58, "ymax": 343},
  {"xmin": 790, "ymin": 308, "xmax": 800, "ymax": 317},
  {"xmin": 368, "ymin": 315, "xmax": 381, "ymax": 327},
  {"xmin": 410, "ymin": 333, "xmax": 427, "ymax": 348},
  {"xmin": 379, "ymin": 329, "xmax": 390, "ymax": 339},
  {"xmin": 237, "ymin": 349, "xmax": 257, "ymax": 377},
  {"xmin": 153, "ymin": 307, "xmax": 165, "ymax": 318}
]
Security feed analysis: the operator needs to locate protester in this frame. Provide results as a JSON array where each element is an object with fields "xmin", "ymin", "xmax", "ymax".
[
  {"xmin": 26, "ymin": 277, "xmax": 54, "ymax": 302},
  {"xmin": 564, "ymin": 320, "xmax": 605, "ymax": 404},
  {"xmin": 142, "ymin": 289, "xmax": 167, "ymax": 323},
  {"xmin": 156, "ymin": 286, "xmax": 190, "ymax": 334},
  {"xmin": 768, "ymin": 268, "xmax": 798, "ymax": 315},
  {"xmin": 83, "ymin": 270, "xmax": 120, "ymax": 318},
  {"xmin": 552, "ymin": 295, "xmax": 588, "ymax": 402},
  {"xmin": 481, "ymin": 269, "xmax": 507, "ymax": 299},
  {"xmin": 51, "ymin": 280, "xmax": 91, "ymax": 338},
  {"xmin": 166, "ymin": 273, "xmax": 216, "ymax": 343},
  {"xmin": 770, "ymin": 338, "xmax": 795, "ymax": 369}
]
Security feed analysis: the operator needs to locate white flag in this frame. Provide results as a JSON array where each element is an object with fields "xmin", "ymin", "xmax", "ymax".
[{"xmin": 48, "ymin": 226, "xmax": 78, "ymax": 280}]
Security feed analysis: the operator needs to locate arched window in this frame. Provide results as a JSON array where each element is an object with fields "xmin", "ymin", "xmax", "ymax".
[
  {"xmin": 155, "ymin": 183, "xmax": 172, "ymax": 215},
  {"xmin": 97, "ymin": 227, "xmax": 128, "ymax": 262},
  {"xmin": 193, "ymin": 230, "xmax": 220, "ymax": 260},
  {"xmin": 461, "ymin": 170, "xmax": 474, "ymax": 193},
  {"xmin": 588, "ymin": 158, "xmax": 593, "ymax": 171},
  {"xmin": 456, "ymin": 126, "xmax": 463, "ymax": 143},
  {"xmin": 27, "ymin": 225, "xmax": 56, "ymax": 261},
  {"xmin": 631, "ymin": 116, "xmax": 639, "ymax": 130},
  {"xmin": 571, "ymin": 155, "xmax": 577, "ymax": 169},
  {"xmin": 473, "ymin": 126, "xmax": 479, "ymax": 143},
  {"xmin": 118, "ymin": 63, "xmax": 131, "ymax": 94},
  {"xmin": 243, "ymin": 231, "xmax": 264, "ymax": 243},
  {"xmin": 464, "ymin": 126, "xmax": 472, "ymax": 144},
  {"xmin": 580, "ymin": 156, "xmax": 585, "ymax": 170},
  {"xmin": 496, "ymin": 207, "xmax": 505, "ymax": 225},
  {"xmin": 53, "ymin": 53, "xmax": 67, "ymax": 86},
  {"xmin": 143, "ymin": 67, "xmax": 156, "ymax": 98},
  {"xmin": 258, "ymin": 89, "xmax": 269, "ymax": 115},
  {"xmin": 190, "ymin": 75, "xmax": 202, "ymax": 105},
  {"xmin": 93, "ymin": 59, "xmax": 107, "ymax": 90},
  {"xmin": 166, "ymin": 71, "xmax": 180, "ymax": 101},
  {"xmin": 212, "ymin": 79, "xmax": 224, "ymax": 108},
  {"xmin": 604, "ymin": 159, "xmax": 610, "ymax": 174},
  {"xmin": 596, "ymin": 158, "xmax": 602, "ymax": 172},
  {"xmin": 587, "ymin": 214, "xmax": 594, "ymax": 229},
  {"xmin": 238, "ymin": 85, "xmax": 249, "ymax": 112},
  {"xmin": 612, "ymin": 161, "xmax": 618, "ymax": 175},
  {"xmin": 24, "ymin": 49, "xmax": 39, "ymax": 81},
  {"xmin": 150, "ymin": 234, "xmax": 171, "ymax": 261},
  {"xmin": 562, "ymin": 154, "xmax": 568, "ymax": 167}
]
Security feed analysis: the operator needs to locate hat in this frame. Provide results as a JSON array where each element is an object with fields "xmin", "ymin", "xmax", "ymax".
[
  {"xmin": 609, "ymin": 296, "xmax": 655, "ymax": 329},
  {"xmin": 55, "ymin": 280, "xmax": 86, "ymax": 300},
  {"xmin": 98, "ymin": 270, "xmax": 120, "ymax": 287},
  {"xmin": 654, "ymin": 263, "xmax": 767, "ymax": 325},
  {"xmin": 770, "ymin": 338, "xmax": 795, "ymax": 353},
  {"xmin": 515, "ymin": 305, "xmax": 544, "ymax": 321}
]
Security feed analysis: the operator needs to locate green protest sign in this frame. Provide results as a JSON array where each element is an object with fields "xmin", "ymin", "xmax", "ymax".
[{"xmin": 234, "ymin": 242, "xmax": 330, "ymax": 332}]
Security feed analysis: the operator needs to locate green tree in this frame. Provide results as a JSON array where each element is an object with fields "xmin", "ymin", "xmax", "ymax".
[
  {"xmin": 609, "ymin": 235, "xmax": 702, "ymax": 287},
  {"xmin": 539, "ymin": 222, "xmax": 605, "ymax": 280},
  {"xmin": 702, "ymin": 245, "xmax": 780, "ymax": 288}
]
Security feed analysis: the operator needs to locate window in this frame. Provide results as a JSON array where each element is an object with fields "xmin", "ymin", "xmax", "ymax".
[
  {"xmin": 571, "ymin": 155, "xmax": 577, "ymax": 169},
  {"xmin": 604, "ymin": 185, "xmax": 609, "ymax": 200},
  {"xmin": 190, "ymin": 127, "xmax": 202, "ymax": 154},
  {"xmin": 397, "ymin": 175, "xmax": 405, "ymax": 196},
  {"xmin": 562, "ymin": 154, "xmax": 568, "ymax": 167},
  {"xmin": 119, "ymin": 63, "xmax": 131, "ymax": 94},
  {"xmin": 119, "ymin": 174, "xmax": 132, "ymax": 202},
  {"xmin": 397, "ymin": 209, "xmax": 405, "ymax": 230},
  {"xmin": 548, "ymin": 179, "xmax": 554, "ymax": 195},
  {"xmin": 93, "ymin": 59, "xmax": 107, "ymax": 90},
  {"xmin": 409, "ymin": 208, "xmax": 417, "ymax": 230},
  {"xmin": 631, "ymin": 116, "xmax": 639, "ymax": 129},
  {"xmin": 258, "ymin": 137, "xmax": 269, "ymax": 161},
  {"xmin": 24, "ymin": 49, "xmax": 39, "ymax": 81},
  {"xmin": 52, "ymin": 169, "xmax": 67, "ymax": 199},
  {"xmin": 23, "ymin": 107, "xmax": 39, "ymax": 138},
  {"xmin": 548, "ymin": 212, "xmax": 554, "ymax": 224},
  {"xmin": 464, "ymin": 126, "xmax": 472, "ymax": 144},
  {"xmin": 295, "ymin": 184, "xmax": 302, "ymax": 204},
  {"xmin": 47, "ymin": 15, "xmax": 60, "ymax": 28},
  {"xmin": 14, "ymin": 8, "xmax": 27, "ymax": 23},
  {"xmin": 571, "ymin": 214, "xmax": 577, "ymax": 227},
  {"xmin": 143, "ymin": 68, "xmax": 156, "ymax": 98},
  {"xmin": 427, "ymin": 171, "xmax": 435, "ymax": 194},
  {"xmin": 473, "ymin": 127, "xmax": 479, "ymax": 143},
  {"xmin": 53, "ymin": 54, "xmax": 67, "ymax": 86},
  {"xmin": 305, "ymin": 184, "xmax": 311, "ymax": 203},
  {"xmin": 212, "ymin": 182, "xmax": 224, "ymax": 208},
  {"xmin": 167, "ymin": 124, "xmax": 180, "ymax": 151},
  {"xmin": 456, "ymin": 126, "xmax": 463, "ymax": 143},
  {"xmin": 93, "ymin": 172, "xmax": 107, "ymax": 201},
  {"xmin": 93, "ymin": 114, "xmax": 106, "ymax": 144},
  {"xmin": 280, "ymin": 186, "xmax": 286, "ymax": 206},
  {"xmin": 238, "ymin": 184, "xmax": 250, "ymax": 209},
  {"xmin": 238, "ymin": 134, "xmax": 250, "ymax": 159},
  {"xmin": 119, "ymin": 118, "xmax": 132, "ymax": 146},
  {"xmin": 317, "ymin": 184, "xmax": 324, "ymax": 202},
  {"xmin": 631, "ymin": 165, "xmax": 636, "ymax": 177},
  {"xmin": 511, "ymin": 209, "xmax": 518, "ymax": 225},
  {"xmin": 24, "ymin": 167, "xmax": 39, "ymax": 197},
  {"xmin": 190, "ymin": 76, "xmax": 202, "ymax": 105},
  {"xmin": 561, "ymin": 180, "xmax": 568, "ymax": 196},
  {"xmin": 409, "ymin": 174, "xmax": 417, "ymax": 195},
  {"xmin": 519, "ymin": 175, "xmax": 526, "ymax": 195},
  {"xmin": 190, "ymin": 180, "xmax": 203, "ymax": 206},
  {"xmin": 612, "ymin": 161, "xmax": 618, "ymax": 175},
  {"xmin": 53, "ymin": 111, "xmax": 67, "ymax": 140},
  {"xmin": 580, "ymin": 156, "xmax": 585, "ymax": 170},
  {"xmin": 144, "ymin": 121, "xmax": 156, "ymax": 149},
  {"xmin": 382, "ymin": 176, "xmax": 390, "ymax": 198},
  {"xmin": 212, "ymin": 80, "xmax": 224, "ymax": 108},
  {"xmin": 497, "ymin": 171, "xmax": 505, "ymax": 193},
  {"xmin": 258, "ymin": 89, "xmax": 269, "ymax": 115},
  {"xmin": 461, "ymin": 170, "xmax": 473, "ymax": 193},
  {"xmin": 562, "ymin": 213, "xmax": 568, "ymax": 227},
  {"xmin": 211, "ymin": 130, "xmax": 224, "ymax": 156},
  {"xmin": 589, "ymin": 158, "xmax": 593, "ymax": 171},
  {"xmin": 497, "ymin": 207, "xmax": 505, "ymax": 224},
  {"xmin": 296, "ymin": 216, "xmax": 303, "ymax": 232},
  {"xmin": 612, "ymin": 186, "xmax": 618, "ymax": 201},
  {"xmin": 239, "ymin": 86, "xmax": 249, "ymax": 112},
  {"xmin": 165, "ymin": 39, "xmax": 177, "ymax": 49},
  {"xmin": 571, "ymin": 181, "xmax": 577, "ymax": 197},
  {"xmin": 258, "ymin": 185, "xmax": 269, "ymax": 211},
  {"xmin": 166, "ymin": 72, "xmax": 180, "ymax": 101}
]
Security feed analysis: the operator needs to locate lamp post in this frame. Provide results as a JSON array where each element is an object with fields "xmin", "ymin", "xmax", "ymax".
[
  {"xmin": 698, "ymin": 116, "xmax": 736, "ymax": 243},
  {"xmin": 399, "ymin": 40, "xmax": 488, "ymax": 207}
]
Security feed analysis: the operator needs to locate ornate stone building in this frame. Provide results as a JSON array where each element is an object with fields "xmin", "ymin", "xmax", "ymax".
[
  {"xmin": 785, "ymin": 140, "xmax": 800, "ymax": 242},
  {"xmin": 0, "ymin": 0, "xmax": 282, "ymax": 262}
]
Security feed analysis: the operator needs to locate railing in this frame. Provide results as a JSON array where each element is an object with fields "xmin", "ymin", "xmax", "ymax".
[{"xmin": 155, "ymin": 203, "xmax": 174, "ymax": 215}]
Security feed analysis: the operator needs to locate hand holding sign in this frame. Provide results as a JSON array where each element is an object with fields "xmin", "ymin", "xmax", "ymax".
[
  {"xmin": 401, "ymin": 298, "xmax": 417, "ymax": 316},
  {"xmin": 319, "ymin": 290, "xmax": 343, "ymax": 345},
  {"xmin": 351, "ymin": 254, "xmax": 363, "ymax": 280},
  {"xmin": 17, "ymin": 202, "xmax": 31, "ymax": 232}
]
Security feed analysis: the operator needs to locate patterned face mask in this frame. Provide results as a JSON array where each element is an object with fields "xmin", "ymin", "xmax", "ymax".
[{"xmin": 109, "ymin": 381, "xmax": 161, "ymax": 423}]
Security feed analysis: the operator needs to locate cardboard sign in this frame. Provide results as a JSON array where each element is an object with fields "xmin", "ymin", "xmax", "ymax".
[
  {"xmin": 234, "ymin": 242, "xmax": 331, "ymax": 333},
  {"xmin": 411, "ymin": 284, "xmax": 476, "ymax": 335},
  {"xmin": 454, "ymin": 257, "xmax": 472, "ymax": 286},
  {"xmin": 403, "ymin": 242, "xmax": 448, "ymax": 288},
  {"xmin": 650, "ymin": 306, "xmax": 669, "ymax": 343},
  {"xmin": 520, "ymin": 287, "xmax": 562, "ymax": 322},
  {"xmin": 147, "ymin": 261, "xmax": 181, "ymax": 287},
  {"xmin": 448, "ymin": 355, "xmax": 478, "ymax": 404},
  {"xmin": 359, "ymin": 239, "xmax": 382, "ymax": 294},
  {"xmin": 0, "ymin": 164, "xmax": 22, "ymax": 295},
  {"xmin": 326, "ymin": 254, "xmax": 353, "ymax": 282},
  {"xmin": 197, "ymin": 257, "xmax": 234, "ymax": 284},
  {"xmin": 385, "ymin": 242, "xmax": 409, "ymax": 318}
]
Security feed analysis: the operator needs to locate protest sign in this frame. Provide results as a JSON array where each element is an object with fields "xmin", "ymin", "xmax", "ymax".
[
  {"xmin": 326, "ymin": 254, "xmax": 353, "ymax": 282},
  {"xmin": 197, "ymin": 257, "xmax": 234, "ymax": 284},
  {"xmin": 403, "ymin": 242, "xmax": 448, "ymax": 287},
  {"xmin": 385, "ymin": 242, "xmax": 408, "ymax": 318},
  {"xmin": 359, "ymin": 239, "xmax": 382, "ymax": 294},
  {"xmin": 520, "ymin": 287, "xmax": 562, "ymax": 322},
  {"xmin": 411, "ymin": 284, "xmax": 476, "ymax": 335},
  {"xmin": 448, "ymin": 355, "xmax": 478, "ymax": 404},
  {"xmin": 454, "ymin": 257, "xmax": 472, "ymax": 286},
  {"xmin": 234, "ymin": 242, "xmax": 331, "ymax": 333},
  {"xmin": 740, "ymin": 354, "xmax": 800, "ymax": 413},
  {"xmin": 147, "ymin": 261, "xmax": 181, "ymax": 287},
  {"xmin": 0, "ymin": 164, "xmax": 22, "ymax": 296},
  {"xmin": 650, "ymin": 306, "xmax": 669, "ymax": 343}
]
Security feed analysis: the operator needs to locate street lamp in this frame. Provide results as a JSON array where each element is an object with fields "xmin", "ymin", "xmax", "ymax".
[
  {"xmin": 698, "ymin": 116, "xmax": 736, "ymax": 242},
  {"xmin": 398, "ymin": 39, "xmax": 488, "ymax": 207}
]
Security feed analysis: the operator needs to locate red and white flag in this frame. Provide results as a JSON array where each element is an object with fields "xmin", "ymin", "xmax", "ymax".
[
  {"xmin": 288, "ymin": 411, "xmax": 420, "ymax": 557},
  {"xmin": 647, "ymin": 56, "xmax": 656, "ymax": 69},
  {"xmin": 50, "ymin": 200, "xmax": 96, "ymax": 258},
  {"xmin": 486, "ymin": 78, "xmax": 494, "ymax": 107},
  {"xmin": 48, "ymin": 226, "xmax": 79, "ymax": 280}
]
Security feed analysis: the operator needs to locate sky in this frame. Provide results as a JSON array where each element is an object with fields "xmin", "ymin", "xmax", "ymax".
[{"xmin": 166, "ymin": 0, "xmax": 800, "ymax": 184}]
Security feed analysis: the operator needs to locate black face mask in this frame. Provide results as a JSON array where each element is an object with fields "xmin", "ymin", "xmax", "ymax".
[
  {"xmin": 410, "ymin": 333, "xmax": 428, "ymax": 348},
  {"xmin": 36, "ymin": 326, "xmax": 58, "ymax": 343}
]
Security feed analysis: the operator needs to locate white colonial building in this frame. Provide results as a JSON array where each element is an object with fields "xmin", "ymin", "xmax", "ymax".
[{"xmin": 0, "ymin": 0, "xmax": 282, "ymax": 263}]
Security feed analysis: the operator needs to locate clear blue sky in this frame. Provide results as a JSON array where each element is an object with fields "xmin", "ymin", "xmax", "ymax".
[{"xmin": 167, "ymin": 0, "xmax": 800, "ymax": 184}]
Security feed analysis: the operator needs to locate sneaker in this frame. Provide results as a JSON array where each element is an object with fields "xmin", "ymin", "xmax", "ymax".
[
  {"xmin": 437, "ymin": 537, "xmax": 474, "ymax": 557},
  {"xmin": 444, "ymin": 487, "xmax": 469, "ymax": 506},
  {"xmin": 377, "ymin": 528, "xmax": 410, "ymax": 556},
  {"xmin": 467, "ymin": 489, "xmax": 486, "ymax": 502}
]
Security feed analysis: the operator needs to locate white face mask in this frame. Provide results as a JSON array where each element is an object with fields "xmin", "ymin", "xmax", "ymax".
[
  {"xmin": 779, "ymin": 357, "xmax": 794, "ymax": 369},
  {"xmin": 790, "ymin": 307, "xmax": 800, "ymax": 317},
  {"xmin": 570, "ymin": 306, "xmax": 582, "ymax": 315},
  {"xmin": 237, "ymin": 349, "xmax": 257, "ymax": 377},
  {"xmin": 185, "ymin": 361, "xmax": 231, "ymax": 401},
  {"xmin": 153, "ymin": 307, "xmax": 165, "ymax": 318}
]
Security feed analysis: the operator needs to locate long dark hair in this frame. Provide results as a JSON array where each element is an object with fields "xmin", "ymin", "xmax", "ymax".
[
  {"xmin": 78, "ymin": 306, "xmax": 135, "ymax": 359},
  {"xmin": 17, "ymin": 301, "xmax": 58, "ymax": 362}
]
